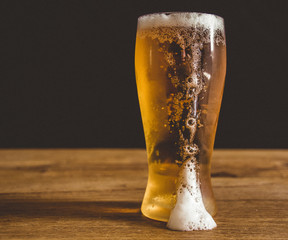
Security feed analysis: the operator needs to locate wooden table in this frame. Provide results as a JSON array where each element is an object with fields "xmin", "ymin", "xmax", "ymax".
[{"xmin": 0, "ymin": 149, "xmax": 287, "ymax": 239}]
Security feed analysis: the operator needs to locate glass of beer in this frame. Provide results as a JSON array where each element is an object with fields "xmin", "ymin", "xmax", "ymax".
[{"xmin": 135, "ymin": 12, "xmax": 226, "ymax": 226}]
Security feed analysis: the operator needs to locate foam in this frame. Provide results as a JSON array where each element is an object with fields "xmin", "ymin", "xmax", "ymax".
[
  {"xmin": 154, "ymin": 20, "xmax": 217, "ymax": 230},
  {"xmin": 167, "ymin": 160, "xmax": 217, "ymax": 231},
  {"xmin": 138, "ymin": 12, "xmax": 224, "ymax": 34}
]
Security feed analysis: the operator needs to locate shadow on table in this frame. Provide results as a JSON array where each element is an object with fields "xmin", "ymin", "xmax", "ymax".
[{"xmin": 0, "ymin": 198, "xmax": 166, "ymax": 229}]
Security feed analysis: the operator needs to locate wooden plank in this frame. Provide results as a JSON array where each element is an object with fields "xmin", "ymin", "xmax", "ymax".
[{"xmin": 0, "ymin": 149, "xmax": 287, "ymax": 239}]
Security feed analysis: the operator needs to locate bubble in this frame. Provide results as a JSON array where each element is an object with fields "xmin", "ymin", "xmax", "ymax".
[
  {"xmin": 188, "ymin": 88, "xmax": 194, "ymax": 96},
  {"xmin": 187, "ymin": 118, "xmax": 196, "ymax": 126},
  {"xmin": 185, "ymin": 144, "xmax": 199, "ymax": 155}
]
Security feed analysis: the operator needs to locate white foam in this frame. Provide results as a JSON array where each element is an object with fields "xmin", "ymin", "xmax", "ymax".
[
  {"xmin": 167, "ymin": 161, "xmax": 217, "ymax": 231},
  {"xmin": 164, "ymin": 35, "xmax": 217, "ymax": 230},
  {"xmin": 138, "ymin": 12, "xmax": 224, "ymax": 33}
]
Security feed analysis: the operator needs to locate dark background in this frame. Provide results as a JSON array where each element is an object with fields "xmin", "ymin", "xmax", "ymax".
[{"xmin": 0, "ymin": 0, "xmax": 287, "ymax": 148}]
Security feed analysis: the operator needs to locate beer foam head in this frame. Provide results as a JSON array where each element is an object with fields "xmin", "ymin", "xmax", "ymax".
[{"xmin": 138, "ymin": 12, "xmax": 224, "ymax": 33}]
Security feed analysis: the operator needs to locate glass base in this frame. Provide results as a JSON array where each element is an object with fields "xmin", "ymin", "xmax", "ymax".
[{"xmin": 141, "ymin": 196, "xmax": 217, "ymax": 222}]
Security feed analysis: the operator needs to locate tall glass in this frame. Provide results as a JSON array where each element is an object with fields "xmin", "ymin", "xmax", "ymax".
[{"xmin": 135, "ymin": 12, "xmax": 226, "ymax": 222}]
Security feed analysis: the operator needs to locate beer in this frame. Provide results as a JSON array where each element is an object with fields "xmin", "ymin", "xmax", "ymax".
[{"xmin": 135, "ymin": 13, "xmax": 226, "ymax": 230}]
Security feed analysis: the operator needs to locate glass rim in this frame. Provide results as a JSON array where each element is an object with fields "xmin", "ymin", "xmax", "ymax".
[{"xmin": 138, "ymin": 12, "xmax": 224, "ymax": 21}]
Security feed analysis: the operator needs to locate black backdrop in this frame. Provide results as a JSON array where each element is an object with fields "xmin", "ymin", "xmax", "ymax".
[{"xmin": 1, "ymin": 0, "xmax": 288, "ymax": 148}]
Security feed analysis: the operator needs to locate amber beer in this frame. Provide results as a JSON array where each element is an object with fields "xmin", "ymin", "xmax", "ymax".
[{"xmin": 135, "ymin": 13, "xmax": 226, "ymax": 223}]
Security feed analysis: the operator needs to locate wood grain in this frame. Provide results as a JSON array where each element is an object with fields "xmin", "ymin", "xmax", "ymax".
[{"xmin": 0, "ymin": 149, "xmax": 287, "ymax": 239}]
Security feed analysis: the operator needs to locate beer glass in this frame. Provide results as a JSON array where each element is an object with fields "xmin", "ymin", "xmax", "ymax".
[{"xmin": 135, "ymin": 12, "xmax": 226, "ymax": 223}]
